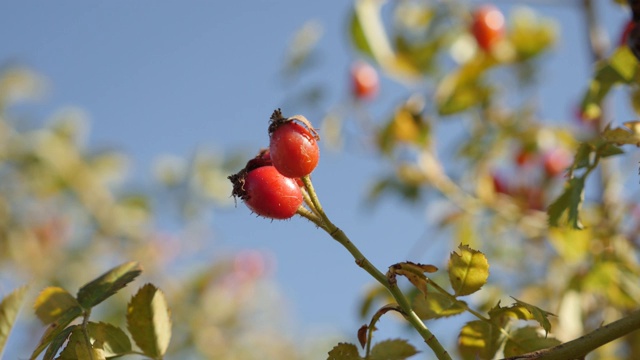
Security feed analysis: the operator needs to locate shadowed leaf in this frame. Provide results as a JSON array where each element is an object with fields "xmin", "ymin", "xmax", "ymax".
[
  {"xmin": 30, "ymin": 304, "xmax": 82, "ymax": 360},
  {"xmin": 77, "ymin": 261, "xmax": 142, "ymax": 309},
  {"xmin": 503, "ymin": 326, "xmax": 561, "ymax": 357},
  {"xmin": 87, "ymin": 322, "xmax": 132, "ymax": 357},
  {"xmin": 370, "ymin": 339, "xmax": 418, "ymax": 360},
  {"xmin": 547, "ymin": 177, "xmax": 585, "ymax": 229},
  {"xmin": 458, "ymin": 320, "xmax": 502, "ymax": 360},
  {"xmin": 511, "ymin": 297, "xmax": 555, "ymax": 335},
  {"xmin": 42, "ymin": 325, "xmax": 75, "ymax": 360}
]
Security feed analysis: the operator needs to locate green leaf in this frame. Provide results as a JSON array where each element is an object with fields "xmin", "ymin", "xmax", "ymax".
[
  {"xmin": 34, "ymin": 287, "xmax": 81, "ymax": 324},
  {"xmin": 509, "ymin": 7, "xmax": 557, "ymax": 60},
  {"xmin": 448, "ymin": 244, "xmax": 489, "ymax": 296},
  {"xmin": 327, "ymin": 342, "xmax": 361, "ymax": 360},
  {"xmin": 511, "ymin": 297, "xmax": 555, "ymax": 335},
  {"xmin": 77, "ymin": 261, "xmax": 142, "ymax": 309},
  {"xmin": 602, "ymin": 122, "xmax": 640, "ymax": 146},
  {"xmin": 0, "ymin": 285, "xmax": 28, "ymax": 356},
  {"xmin": 370, "ymin": 339, "xmax": 419, "ymax": 360},
  {"xmin": 608, "ymin": 47, "xmax": 638, "ymax": 83},
  {"xmin": 126, "ymin": 284, "xmax": 171, "ymax": 358},
  {"xmin": 435, "ymin": 56, "xmax": 494, "ymax": 116},
  {"xmin": 349, "ymin": 9, "xmax": 374, "ymax": 59},
  {"xmin": 581, "ymin": 261, "xmax": 638, "ymax": 309},
  {"xmin": 547, "ymin": 177, "xmax": 585, "ymax": 229},
  {"xmin": 573, "ymin": 142, "xmax": 593, "ymax": 170},
  {"xmin": 487, "ymin": 301, "xmax": 536, "ymax": 326},
  {"xmin": 580, "ymin": 47, "xmax": 639, "ymax": 121},
  {"xmin": 56, "ymin": 327, "xmax": 97, "ymax": 360},
  {"xmin": 358, "ymin": 285, "xmax": 391, "ymax": 319},
  {"xmin": 86, "ymin": 322, "xmax": 132, "ymax": 357},
  {"xmin": 412, "ymin": 288, "xmax": 466, "ymax": 320},
  {"xmin": 30, "ymin": 303, "xmax": 82, "ymax": 359},
  {"xmin": 503, "ymin": 326, "xmax": 561, "ymax": 357},
  {"xmin": 457, "ymin": 320, "xmax": 502, "ymax": 360},
  {"xmin": 42, "ymin": 325, "xmax": 75, "ymax": 360}
]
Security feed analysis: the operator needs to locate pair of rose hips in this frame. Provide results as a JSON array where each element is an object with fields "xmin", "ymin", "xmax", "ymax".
[{"xmin": 229, "ymin": 110, "xmax": 320, "ymax": 220}]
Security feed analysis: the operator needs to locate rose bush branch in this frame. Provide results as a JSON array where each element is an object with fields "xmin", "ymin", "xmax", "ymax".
[
  {"xmin": 300, "ymin": 174, "xmax": 452, "ymax": 360},
  {"xmin": 502, "ymin": 308, "xmax": 640, "ymax": 360}
]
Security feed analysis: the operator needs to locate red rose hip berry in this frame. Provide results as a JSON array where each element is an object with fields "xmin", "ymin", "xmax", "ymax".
[
  {"xmin": 235, "ymin": 165, "xmax": 303, "ymax": 219},
  {"xmin": 269, "ymin": 112, "xmax": 320, "ymax": 178},
  {"xmin": 351, "ymin": 61, "xmax": 379, "ymax": 100},
  {"xmin": 471, "ymin": 4, "xmax": 505, "ymax": 51}
]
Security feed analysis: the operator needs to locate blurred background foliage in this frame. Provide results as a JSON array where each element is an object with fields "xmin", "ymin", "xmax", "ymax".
[
  {"xmin": 1, "ymin": 0, "xmax": 640, "ymax": 359},
  {"xmin": 0, "ymin": 66, "xmax": 327, "ymax": 358}
]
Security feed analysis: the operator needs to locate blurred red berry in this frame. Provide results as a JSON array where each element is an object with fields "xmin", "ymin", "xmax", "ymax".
[
  {"xmin": 492, "ymin": 172, "xmax": 510, "ymax": 195},
  {"xmin": 471, "ymin": 4, "xmax": 505, "ymax": 51},
  {"xmin": 351, "ymin": 61, "xmax": 379, "ymax": 100},
  {"xmin": 543, "ymin": 147, "xmax": 573, "ymax": 177}
]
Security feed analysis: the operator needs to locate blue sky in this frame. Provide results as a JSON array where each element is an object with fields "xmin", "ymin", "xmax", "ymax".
[{"xmin": 0, "ymin": 0, "xmax": 634, "ymax": 356}]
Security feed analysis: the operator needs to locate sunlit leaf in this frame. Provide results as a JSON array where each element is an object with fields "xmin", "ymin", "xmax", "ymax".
[
  {"xmin": 548, "ymin": 227, "xmax": 591, "ymax": 263},
  {"xmin": 448, "ymin": 244, "xmax": 489, "ymax": 296},
  {"xmin": 511, "ymin": 297, "xmax": 555, "ymax": 335},
  {"xmin": 458, "ymin": 320, "xmax": 502, "ymax": 360},
  {"xmin": 0, "ymin": 285, "xmax": 28, "ymax": 356},
  {"xmin": 503, "ymin": 326, "xmax": 560, "ymax": 357},
  {"xmin": 327, "ymin": 342, "xmax": 361, "ymax": 360},
  {"xmin": 580, "ymin": 47, "xmax": 639, "ymax": 121},
  {"xmin": 34, "ymin": 287, "xmax": 81, "ymax": 324},
  {"xmin": 487, "ymin": 301, "xmax": 535, "ymax": 325},
  {"xmin": 412, "ymin": 288, "xmax": 466, "ymax": 320},
  {"xmin": 435, "ymin": 55, "xmax": 494, "ymax": 115},
  {"xmin": 77, "ymin": 261, "xmax": 142, "ymax": 309},
  {"xmin": 509, "ymin": 7, "xmax": 558, "ymax": 61},
  {"xmin": 126, "ymin": 284, "xmax": 172, "ymax": 358},
  {"xmin": 370, "ymin": 339, "xmax": 418, "ymax": 360}
]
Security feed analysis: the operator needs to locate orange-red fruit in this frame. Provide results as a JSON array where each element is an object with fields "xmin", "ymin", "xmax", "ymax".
[
  {"xmin": 351, "ymin": 61, "xmax": 379, "ymax": 99},
  {"xmin": 471, "ymin": 5, "xmax": 505, "ymax": 51},
  {"xmin": 543, "ymin": 148, "xmax": 572, "ymax": 177},
  {"xmin": 243, "ymin": 166, "xmax": 303, "ymax": 219},
  {"xmin": 269, "ymin": 122, "xmax": 319, "ymax": 178}
]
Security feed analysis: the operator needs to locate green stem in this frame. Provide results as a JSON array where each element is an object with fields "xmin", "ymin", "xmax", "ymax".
[
  {"xmin": 502, "ymin": 309, "xmax": 640, "ymax": 360},
  {"xmin": 428, "ymin": 280, "xmax": 490, "ymax": 322},
  {"xmin": 81, "ymin": 309, "xmax": 96, "ymax": 360},
  {"xmin": 296, "ymin": 206, "xmax": 324, "ymax": 226},
  {"xmin": 300, "ymin": 176, "xmax": 452, "ymax": 360}
]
